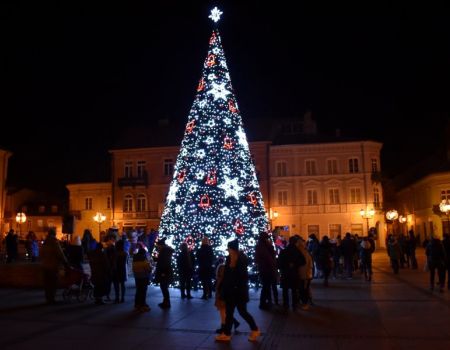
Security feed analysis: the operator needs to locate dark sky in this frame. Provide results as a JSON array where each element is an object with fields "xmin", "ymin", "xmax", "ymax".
[{"xmin": 1, "ymin": 1, "xmax": 449, "ymax": 194}]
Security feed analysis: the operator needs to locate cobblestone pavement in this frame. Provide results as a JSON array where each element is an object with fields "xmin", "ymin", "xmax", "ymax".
[{"xmin": 0, "ymin": 250, "xmax": 449, "ymax": 349}]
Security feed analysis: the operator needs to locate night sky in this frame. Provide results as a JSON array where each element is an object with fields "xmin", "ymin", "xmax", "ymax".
[{"xmin": 1, "ymin": 1, "xmax": 449, "ymax": 194}]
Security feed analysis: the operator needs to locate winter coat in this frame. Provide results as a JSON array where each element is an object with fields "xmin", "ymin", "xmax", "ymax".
[
  {"xmin": 177, "ymin": 249, "xmax": 195, "ymax": 279},
  {"xmin": 88, "ymin": 248, "xmax": 111, "ymax": 286},
  {"xmin": 317, "ymin": 241, "xmax": 332, "ymax": 272},
  {"xmin": 443, "ymin": 237, "xmax": 450, "ymax": 268},
  {"xmin": 133, "ymin": 251, "xmax": 152, "ymax": 279},
  {"xmin": 426, "ymin": 239, "xmax": 447, "ymax": 269},
  {"xmin": 255, "ymin": 239, "xmax": 277, "ymax": 279},
  {"xmin": 40, "ymin": 236, "xmax": 68, "ymax": 271},
  {"xmin": 341, "ymin": 237, "xmax": 356, "ymax": 258},
  {"xmin": 278, "ymin": 244, "xmax": 305, "ymax": 288},
  {"xmin": 5, "ymin": 233, "xmax": 18, "ymax": 256},
  {"xmin": 221, "ymin": 252, "xmax": 250, "ymax": 303},
  {"xmin": 214, "ymin": 264, "xmax": 226, "ymax": 309},
  {"xmin": 155, "ymin": 245, "xmax": 174, "ymax": 283},
  {"xmin": 114, "ymin": 250, "xmax": 128, "ymax": 282},
  {"xmin": 196, "ymin": 244, "xmax": 214, "ymax": 280},
  {"xmin": 297, "ymin": 245, "xmax": 313, "ymax": 280}
]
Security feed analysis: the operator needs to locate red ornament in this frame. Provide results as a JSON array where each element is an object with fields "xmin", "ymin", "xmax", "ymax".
[
  {"xmin": 209, "ymin": 32, "xmax": 217, "ymax": 45},
  {"xmin": 223, "ymin": 136, "xmax": 233, "ymax": 150},
  {"xmin": 177, "ymin": 169, "xmax": 187, "ymax": 184},
  {"xmin": 228, "ymin": 100, "xmax": 238, "ymax": 113},
  {"xmin": 197, "ymin": 78, "xmax": 205, "ymax": 92},
  {"xmin": 199, "ymin": 194, "xmax": 211, "ymax": 209},
  {"xmin": 186, "ymin": 120, "xmax": 195, "ymax": 134},
  {"xmin": 248, "ymin": 192, "xmax": 258, "ymax": 206},
  {"xmin": 206, "ymin": 54, "xmax": 216, "ymax": 67},
  {"xmin": 184, "ymin": 235, "xmax": 195, "ymax": 251},
  {"xmin": 205, "ymin": 170, "xmax": 217, "ymax": 185},
  {"xmin": 234, "ymin": 220, "xmax": 244, "ymax": 235}
]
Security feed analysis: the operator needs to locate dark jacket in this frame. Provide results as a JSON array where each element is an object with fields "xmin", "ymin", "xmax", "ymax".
[
  {"xmin": 155, "ymin": 245, "xmax": 174, "ymax": 283},
  {"xmin": 278, "ymin": 244, "xmax": 304, "ymax": 288},
  {"xmin": 221, "ymin": 252, "xmax": 250, "ymax": 303},
  {"xmin": 66, "ymin": 244, "xmax": 83, "ymax": 269},
  {"xmin": 426, "ymin": 239, "xmax": 447, "ymax": 268},
  {"xmin": 177, "ymin": 249, "xmax": 195, "ymax": 278},
  {"xmin": 255, "ymin": 238, "xmax": 277, "ymax": 278},
  {"xmin": 196, "ymin": 244, "xmax": 214, "ymax": 279}
]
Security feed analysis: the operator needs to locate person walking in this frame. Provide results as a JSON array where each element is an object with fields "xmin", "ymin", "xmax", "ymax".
[
  {"xmin": 5, "ymin": 229, "xmax": 18, "ymax": 263},
  {"xmin": 113, "ymin": 239, "xmax": 128, "ymax": 303},
  {"xmin": 40, "ymin": 228, "xmax": 68, "ymax": 304},
  {"xmin": 215, "ymin": 239, "xmax": 260, "ymax": 342},
  {"xmin": 155, "ymin": 238, "xmax": 174, "ymax": 309},
  {"xmin": 278, "ymin": 236, "xmax": 303, "ymax": 310},
  {"xmin": 360, "ymin": 237, "xmax": 373, "ymax": 281},
  {"xmin": 88, "ymin": 242, "xmax": 111, "ymax": 305},
  {"xmin": 296, "ymin": 237, "xmax": 313, "ymax": 309}
]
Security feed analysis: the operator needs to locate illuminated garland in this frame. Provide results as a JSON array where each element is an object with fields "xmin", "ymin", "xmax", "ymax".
[{"xmin": 158, "ymin": 9, "xmax": 269, "ymax": 282}]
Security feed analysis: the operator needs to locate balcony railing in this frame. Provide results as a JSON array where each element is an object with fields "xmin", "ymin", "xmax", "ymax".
[
  {"xmin": 118, "ymin": 173, "xmax": 148, "ymax": 187},
  {"xmin": 121, "ymin": 211, "xmax": 159, "ymax": 219}
]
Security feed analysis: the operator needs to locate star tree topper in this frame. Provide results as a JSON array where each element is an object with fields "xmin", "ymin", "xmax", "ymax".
[{"xmin": 209, "ymin": 7, "xmax": 223, "ymax": 23}]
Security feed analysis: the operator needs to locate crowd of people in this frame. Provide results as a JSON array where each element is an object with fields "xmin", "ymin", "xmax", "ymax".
[{"xmin": 2, "ymin": 226, "xmax": 450, "ymax": 343}]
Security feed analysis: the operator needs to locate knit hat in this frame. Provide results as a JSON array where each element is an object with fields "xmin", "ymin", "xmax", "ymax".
[{"xmin": 227, "ymin": 239, "xmax": 239, "ymax": 251}]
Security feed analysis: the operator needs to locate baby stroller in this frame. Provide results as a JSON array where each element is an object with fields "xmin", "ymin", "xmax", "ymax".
[{"xmin": 61, "ymin": 266, "xmax": 94, "ymax": 302}]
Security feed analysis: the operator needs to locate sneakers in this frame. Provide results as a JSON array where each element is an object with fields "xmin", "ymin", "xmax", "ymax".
[
  {"xmin": 248, "ymin": 329, "xmax": 261, "ymax": 342},
  {"xmin": 215, "ymin": 333, "xmax": 231, "ymax": 342}
]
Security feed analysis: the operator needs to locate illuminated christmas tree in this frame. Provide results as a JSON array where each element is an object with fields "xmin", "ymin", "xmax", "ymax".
[{"xmin": 158, "ymin": 7, "xmax": 269, "ymax": 268}]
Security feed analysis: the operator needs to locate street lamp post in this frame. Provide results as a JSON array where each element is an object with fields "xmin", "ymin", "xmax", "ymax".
[
  {"xmin": 360, "ymin": 208, "xmax": 375, "ymax": 235},
  {"xmin": 269, "ymin": 209, "xmax": 279, "ymax": 231},
  {"xmin": 385, "ymin": 209, "xmax": 399, "ymax": 234},
  {"xmin": 439, "ymin": 199, "xmax": 450, "ymax": 234},
  {"xmin": 15, "ymin": 212, "xmax": 27, "ymax": 238},
  {"xmin": 93, "ymin": 212, "xmax": 106, "ymax": 242}
]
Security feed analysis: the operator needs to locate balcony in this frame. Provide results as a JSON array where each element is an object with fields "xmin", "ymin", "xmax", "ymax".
[
  {"xmin": 118, "ymin": 173, "xmax": 148, "ymax": 188},
  {"xmin": 121, "ymin": 211, "xmax": 159, "ymax": 220}
]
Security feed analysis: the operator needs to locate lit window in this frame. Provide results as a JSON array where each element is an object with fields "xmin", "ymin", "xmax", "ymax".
[
  {"xmin": 373, "ymin": 188, "xmax": 381, "ymax": 208},
  {"xmin": 123, "ymin": 194, "xmax": 133, "ymax": 212}
]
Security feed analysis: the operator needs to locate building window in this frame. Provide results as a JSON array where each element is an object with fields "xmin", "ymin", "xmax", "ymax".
[
  {"xmin": 276, "ymin": 161, "xmax": 287, "ymax": 177},
  {"xmin": 307, "ymin": 190, "xmax": 318, "ymax": 205},
  {"xmin": 51, "ymin": 205, "xmax": 58, "ymax": 213},
  {"xmin": 373, "ymin": 188, "xmax": 381, "ymax": 209},
  {"xmin": 349, "ymin": 188, "xmax": 361, "ymax": 204},
  {"xmin": 329, "ymin": 189, "xmax": 340, "ymax": 204},
  {"xmin": 107, "ymin": 197, "xmax": 111, "ymax": 209},
  {"xmin": 441, "ymin": 189, "xmax": 450, "ymax": 201},
  {"xmin": 371, "ymin": 158, "xmax": 378, "ymax": 173},
  {"xmin": 277, "ymin": 191, "xmax": 288, "ymax": 206},
  {"xmin": 327, "ymin": 159, "xmax": 338, "ymax": 175},
  {"xmin": 351, "ymin": 223, "xmax": 363, "ymax": 235},
  {"xmin": 137, "ymin": 160, "xmax": 146, "ymax": 178},
  {"xmin": 164, "ymin": 159, "xmax": 174, "ymax": 176},
  {"xmin": 329, "ymin": 224, "xmax": 341, "ymax": 238},
  {"xmin": 124, "ymin": 161, "xmax": 133, "ymax": 178},
  {"xmin": 123, "ymin": 194, "xmax": 133, "ymax": 212},
  {"xmin": 349, "ymin": 158, "xmax": 359, "ymax": 173},
  {"xmin": 38, "ymin": 205, "xmax": 46, "ymax": 213},
  {"xmin": 307, "ymin": 225, "xmax": 319, "ymax": 237},
  {"xmin": 136, "ymin": 194, "xmax": 147, "ymax": 212},
  {"xmin": 85, "ymin": 198, "xmax": 92, "ymax": 210},
  {"xmin": 305, "ymin": 160, "xmax": 317, "ymax": 175}
]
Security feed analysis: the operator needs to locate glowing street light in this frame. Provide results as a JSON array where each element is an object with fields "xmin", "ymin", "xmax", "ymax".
[
  {"xmin": 360, "ymin": 208, "xmax": 375, "ymax": 235},
  {"xmin": 15, "ymin": 212, "xmax": 27, "ymax": 237},
  {"xmin": 269, "ymin": 209, "xmax": 279, "ymax": 231},
  {"xmin": 439, "ymin": 199, "xmax": 450, "ymax": 234},
  {"xmin": 93, "ymin": 212, "xmax": 106, "ymax": 241}
]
